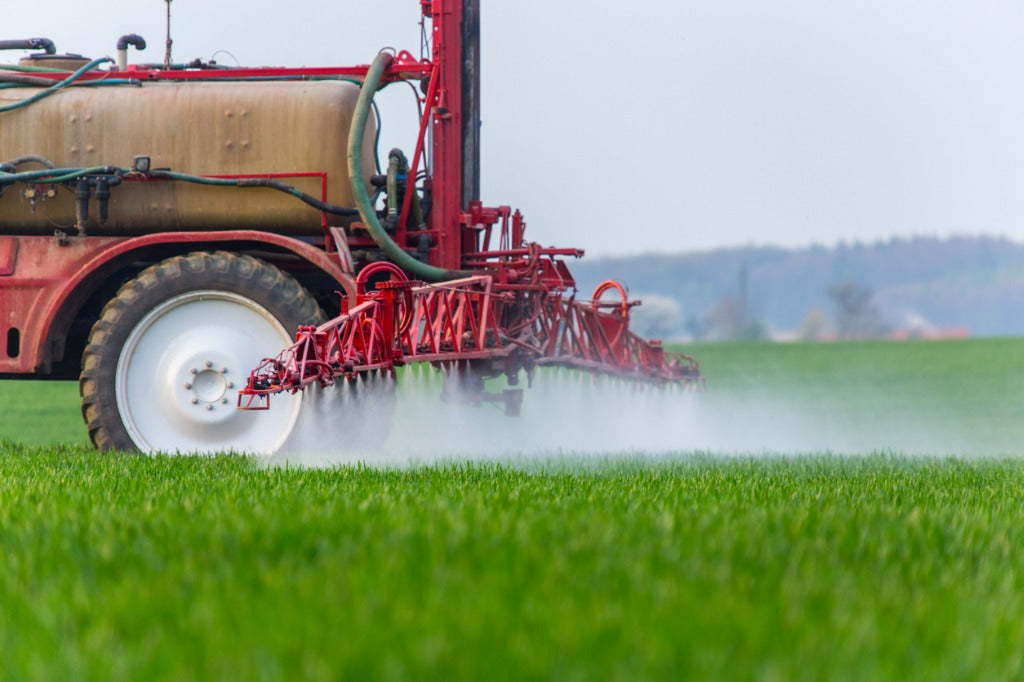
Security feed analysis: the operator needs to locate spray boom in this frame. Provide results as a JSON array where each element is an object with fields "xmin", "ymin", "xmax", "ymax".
[{"xmin": 236, "ymin": 0, "xmax": 702, "ymax": 424}]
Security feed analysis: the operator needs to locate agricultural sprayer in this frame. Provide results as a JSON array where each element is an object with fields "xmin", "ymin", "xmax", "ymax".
[{"xmin": 0, "ymin": 1, "xmax": 701, "ymax": 454}]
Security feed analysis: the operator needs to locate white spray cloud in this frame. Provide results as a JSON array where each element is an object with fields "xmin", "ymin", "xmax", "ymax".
[{"xmin": 269, "ymin": 362, "xmax": 1013, "ymax": 468}]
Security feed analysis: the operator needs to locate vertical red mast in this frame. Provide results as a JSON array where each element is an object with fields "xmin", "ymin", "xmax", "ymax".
[{"xmin": 427, "ymin": 0, "xmax": 465, "ymax": 271}]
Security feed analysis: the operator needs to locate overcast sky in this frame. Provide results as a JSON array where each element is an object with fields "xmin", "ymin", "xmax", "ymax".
[{"xmin": 6, "ymin": 1, "xmax": 1024, "ymax": 256}]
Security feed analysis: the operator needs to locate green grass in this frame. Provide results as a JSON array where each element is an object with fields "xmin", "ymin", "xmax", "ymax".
[
  {"xmin": 2, "ymin": 338, "xmax": 1024, "ymax": 679},
  {"xmin": 2, "ymin": 449, "xmax": 1024, "ymax": 680},
  {"xmin": 693, "ymin": 337, "xmax": 1024, "ymax": 413},
  {"xmin": 0, "ymin": 380, "xmax": 88, "ymax": 446},
  {"xmin": 688, "ymin": 338, "xmax": 1024, "ymax": 454}
]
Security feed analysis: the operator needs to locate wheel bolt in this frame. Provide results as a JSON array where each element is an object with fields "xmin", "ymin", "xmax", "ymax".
[
  {"xmin": 190, "ymin": 368, "xmax": 198, "ymax": 374},
  {"xmin": 227, "ymin": 382, "xmax": 235, "ymax": 389},
  {"xmin": 221, "ymin": 398, "xmax": 229, "ymax": 404},
  {"xmin": 190, "ymin": 397, "xmax": 199, "ymax": 404},
  {"xmin": 205, "ymin": 361, "xmax": 213, "ymax": 368},
  {"xmin": 184, "ymin": 382, "xmax": 192, "ymax": 390},
  {"xmin": 206, "ymin": 404, "xmax": 214, "ymax": 411}
]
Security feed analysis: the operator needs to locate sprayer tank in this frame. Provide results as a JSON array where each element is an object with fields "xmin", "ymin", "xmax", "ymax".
[{"xmin": 0, "ymin": 79, "xmax": 376, "ymax": 235}]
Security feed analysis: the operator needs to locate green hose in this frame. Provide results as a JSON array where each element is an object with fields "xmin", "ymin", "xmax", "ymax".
[
  {"xmin": 148, "ymin": 170, "xmax": 238, "ymax": 186},
  {"xmin": 0, "ymin": 166, "xmax": 123, "ymax": 184},
  {"xmin": 347, "ymin": 52, "xmax": 471, "ymax": 282},
  {"xmin": 0, "ymin": 63, "xmax": 67, "ymax": 73},
  {"xmin": 0, "ymin": 57, "xmax": 112, "ymax": 113},
  {"xmin": 0, "ymin": 78, "xmax": 138, "ymax": 90}
]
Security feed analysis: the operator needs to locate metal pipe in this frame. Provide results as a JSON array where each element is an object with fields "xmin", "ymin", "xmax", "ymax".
[
  {"xmin": 115, "ymin": 34, "xmax": 146, "ymax": 71},
  {"xmin": 0, "ymin": 38, "xmax": 56, "ymax": 54},
  {"xmin": 461, "ymin": 0, "xmax": 481, "ymax": 206},
  {"xmin": 385, "ymin": 152, "xmax": 400, "ymax": 229}
]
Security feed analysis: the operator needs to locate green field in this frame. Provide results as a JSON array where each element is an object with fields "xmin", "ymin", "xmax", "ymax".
[
  {"xmin": 1, "ymin": 338, "xmax": 1024, "ymax": 679},
  {"xmin": 691, "ymin": 338, "xmax": 1024, "ymax": 455}
]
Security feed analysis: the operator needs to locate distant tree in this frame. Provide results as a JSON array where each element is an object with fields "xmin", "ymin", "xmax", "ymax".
[
  {"xmin": 709, "ymin": 295, "xmax": 768, "ymax": 341},
  {"xmin": 705, "ymin": 264, "xmax": 769, "ymax": 341},
  {"xmin": 828, "ymin": 281, "xmax": 887, "ymax": 339},
  {"xmin": 568, "ymin": 236, "xmax": 1024, "ymax": 338},
  {"xmin": 798, "ymin": 306, "xmax": 832, "ymax": 341}
]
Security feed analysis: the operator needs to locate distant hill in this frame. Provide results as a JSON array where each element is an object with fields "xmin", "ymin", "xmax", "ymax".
[{"xmin": 568, "ymin": 236, "xmax": 1024, "ymax": 339}]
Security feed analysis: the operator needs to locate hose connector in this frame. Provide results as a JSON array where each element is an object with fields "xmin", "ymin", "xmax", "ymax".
[
  {"xmin": 94, "ymin": 177, "xmax": 111, "ymax": 223},
  {"xmin": 74, "ymin": 180, "xmax": 91, "ymax": 236}
]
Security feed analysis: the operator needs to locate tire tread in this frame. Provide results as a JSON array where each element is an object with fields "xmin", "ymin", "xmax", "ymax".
[{"xmin": 79, "ymin": 251, "xmax": 323, "ymax": 452}]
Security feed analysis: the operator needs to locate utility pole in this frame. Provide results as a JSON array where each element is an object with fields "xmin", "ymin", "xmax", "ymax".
[{"xmin": 163, "ymin": 0, "xmax": 173, "ymax": 69}]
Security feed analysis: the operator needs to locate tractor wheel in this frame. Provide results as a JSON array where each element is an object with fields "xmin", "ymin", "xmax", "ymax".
[{"xmin": 80, "ymin": 251, "xmax": 324, "ymax": 454}]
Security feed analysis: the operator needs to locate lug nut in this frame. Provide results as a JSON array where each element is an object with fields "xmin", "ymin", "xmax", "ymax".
[
  {"xmin": 184, "ymin": 382, "xmax": 192, "ymax": 389},
  {"xmin": 190, "ymin": 397, "xmax": 198, "ymax": 404},
  {"xmin": 190, "ymin": 368, "xmax": 198, "ymax": 374},
  {"xmin": 205, "ymin": 361, "xmax": 213, "ymax": 368},
  {"xmin": 206, "ymin": 404, "xmax": 214, "ymax": 411}
]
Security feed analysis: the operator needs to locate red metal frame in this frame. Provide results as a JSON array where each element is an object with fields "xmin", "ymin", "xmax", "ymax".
[
  {"xmin": 24, "ymin": 51, "xmax": 432, "ymax": 84},
  {"xmin": 239, "ymin": 273, "xmax": 701, "ymax": 413}
]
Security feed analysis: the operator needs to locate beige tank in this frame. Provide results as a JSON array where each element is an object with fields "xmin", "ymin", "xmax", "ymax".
[{"xmin": 0, "ymin": 79, "xmax": 376, "ymax": 235}]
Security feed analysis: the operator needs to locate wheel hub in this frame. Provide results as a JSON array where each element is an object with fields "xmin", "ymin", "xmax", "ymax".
[{"xmin": 187, "ymin": 363, "xmax": 232, "ymax": 406}]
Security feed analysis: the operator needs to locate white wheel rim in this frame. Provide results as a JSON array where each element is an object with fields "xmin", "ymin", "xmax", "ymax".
[{"xmin": 115, "ymin": 290, "xmax": 301, "ymax": 454}]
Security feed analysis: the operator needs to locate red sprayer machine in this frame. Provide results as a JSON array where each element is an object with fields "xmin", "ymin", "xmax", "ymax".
[{"xmin": 0, "ymin": 1, "xmax": 701, "ymax": 454}]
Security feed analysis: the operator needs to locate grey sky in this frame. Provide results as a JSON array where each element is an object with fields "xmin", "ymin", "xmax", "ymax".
[{"xmin": 5, "ymin": 1, "xmax": 1024, "ymax": 256}]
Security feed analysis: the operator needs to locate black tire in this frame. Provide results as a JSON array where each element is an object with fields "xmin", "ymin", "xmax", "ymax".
[{"xmin": 80, "ymin": 251, "xmax": 324, "ymax": 453}]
